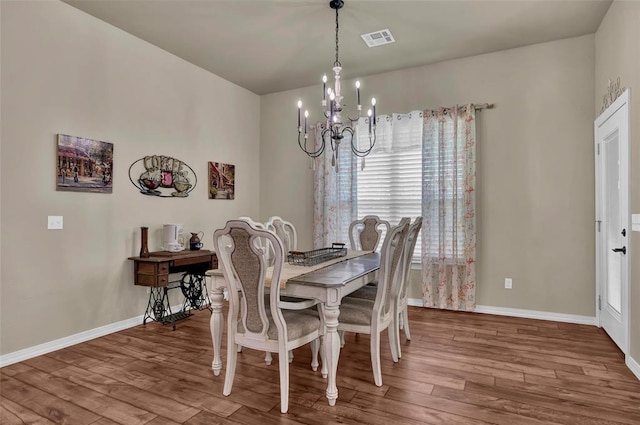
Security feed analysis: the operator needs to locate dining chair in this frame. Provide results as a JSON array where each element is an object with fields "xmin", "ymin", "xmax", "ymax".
[
  {"xmin": 265, "ymin": 216, "xmax": 297, "ymax": 254},
  {"xmin": 392, "ymin": 216, "xmax": 422, "ymax": 359},
  {"xmin": 348, "ymin": 215, "xmax": 391, "ymax": 251},
  {"xmin": 214, "ymin": 219, "xmax": 323, "ymax": 413},
  {"xmin": 333, "ymin": 219, "xmax": 409, "ymax": 387},
  {"xmin": 339, "ymin": 216, "xmax": 411, "ymax": 347}
]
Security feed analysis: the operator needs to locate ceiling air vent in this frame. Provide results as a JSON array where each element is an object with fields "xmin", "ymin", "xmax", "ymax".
[{"xmin": 360, "ymin": 29, "xmax": 395, "ymax": 47}]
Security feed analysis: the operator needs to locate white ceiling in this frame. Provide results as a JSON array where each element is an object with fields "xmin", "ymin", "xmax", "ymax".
[{"xmin": 63, "ymin": 0, "xmax": 612, "ymax": 95}]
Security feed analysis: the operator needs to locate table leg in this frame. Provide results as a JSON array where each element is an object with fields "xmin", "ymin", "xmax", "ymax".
[
  {"xmin": 323, "ymin": 303, "xmax": 341, "ymax": 406},
  {"xmin": 210, "ymin": 279, "xmax": 225, "ymax": 376}
]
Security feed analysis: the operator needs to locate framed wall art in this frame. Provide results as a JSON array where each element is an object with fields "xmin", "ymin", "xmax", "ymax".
[
  {"xmin": 208, "ymin": 161, "xmax": 235, "ymax": 200},
  {"xmin": 56, "ymin": 134, "xmax": 113, "ymax": 193}
]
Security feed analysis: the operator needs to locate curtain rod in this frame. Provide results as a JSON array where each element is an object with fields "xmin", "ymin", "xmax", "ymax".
[
  {"xmin": 473, "ymin": 103, "xmax": 493, "ymax": 110},
  {"xmin": 423, "ymin": 103, "xmax": 494, "ymax": 113},
  {"xmin": 391, "ymin": 103, "xmax": 493, "ymax": 119}
]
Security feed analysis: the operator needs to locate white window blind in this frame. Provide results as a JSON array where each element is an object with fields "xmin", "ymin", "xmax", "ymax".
[{"xmin": 354, "ymin": 112, "xmax": 423, "ymax": 262}]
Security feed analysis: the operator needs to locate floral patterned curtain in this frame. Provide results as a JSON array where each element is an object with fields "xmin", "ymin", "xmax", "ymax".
[
  {"xmin": 312, "ymin": 129, "xmax": 357, "ymax": 248},
  {"xmin": 421, "ymin": 105, "xmax": 477, "ymax": 311}
]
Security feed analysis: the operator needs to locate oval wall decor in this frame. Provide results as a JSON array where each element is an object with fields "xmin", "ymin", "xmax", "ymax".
[{"xmin": 128, "ymin": 155, "xmax": 196, "ymax": 197}]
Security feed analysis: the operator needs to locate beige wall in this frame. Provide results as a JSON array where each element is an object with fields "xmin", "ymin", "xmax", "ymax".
[
  {"xmin": 261, "ymin": 35, "xmax": 596, "ymax": 316},
  {"xmin": 595, "ymin": 0, "xmax": 640, "ymax": 365},
  {"xmin": 0, "ymin": 2, "xmax": 261, "ymax": 355}
]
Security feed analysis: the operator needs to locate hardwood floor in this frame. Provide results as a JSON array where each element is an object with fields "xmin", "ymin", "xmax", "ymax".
[{"xmin": 2, "ymin": 307, "xmax": 639, "ymax": 424}]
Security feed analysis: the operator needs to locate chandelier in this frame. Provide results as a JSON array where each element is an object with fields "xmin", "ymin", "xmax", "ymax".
[{"xmin": 297, "ymin": 0, "xmax": 377, "ymax": 168}]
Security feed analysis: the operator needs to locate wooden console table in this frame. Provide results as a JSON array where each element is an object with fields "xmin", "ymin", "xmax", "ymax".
[{"xmin": 128, "ymin": 250, "xmax": 217, "ymax": 329}]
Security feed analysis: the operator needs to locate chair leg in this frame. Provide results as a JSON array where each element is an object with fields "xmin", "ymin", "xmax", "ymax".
[
  {"xmin": 265, "ymin": 351, "xmax": 272, "ymax": 365},
  {"xmin": 339, "ymin": 330, "xmax": 345, "ymax": 348},
  {"xmin": 237, "ymin": 345, "xmax": 243, "ymax": 353},
  {"xmin": 389, "ymin": 316, "xmax": 400, "ymax": 363},
  {"xmin": 310, "ymin": 338, "xmax": 319, "ymax": 371},
  {"xmin": 223, "ymin": 341, "xmax": 238, "ymax": 396},
  {"xmin": 288, "ymin": 350, "xmax": 294, "ymax": 363},
  {"xmin": 402, "ymin": 308, "xmax": 411, "ymax": 341},
  {"xmin": 370, "ymin": 331, "xmax": 383, "ymax": 387},
  {"xmin": 278, "ymin": 347, "xmax": 290, "ymax": 413}
]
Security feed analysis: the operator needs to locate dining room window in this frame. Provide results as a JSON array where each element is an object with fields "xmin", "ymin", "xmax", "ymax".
[
  {"xmin": 319, "ymin": 106, "xmax": 477, "ymax": 275},
  {"xmin": 354, "ymin": 112, "xmax": 423, "ymax": 262}
]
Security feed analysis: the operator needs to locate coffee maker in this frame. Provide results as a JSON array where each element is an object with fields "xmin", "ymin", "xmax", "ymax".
[{"xmin": 162, "ymin": 223, "xmax": 185, "ymax": 252}]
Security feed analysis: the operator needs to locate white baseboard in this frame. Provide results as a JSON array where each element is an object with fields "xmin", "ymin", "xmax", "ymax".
[
  {"xmin": 474, "ymin": 305, "xmax": 597, "ymax": 326},
  {"xmin": 627, "ymin": 355, "xmax": 640, "ymax": 381},
  {"xmin": 0, "ymin": 304, "xmax": 183, "ymax": 368},
  {"xmin": 407, "ymin": 298, "xmax": 596, "ymax": 326}
]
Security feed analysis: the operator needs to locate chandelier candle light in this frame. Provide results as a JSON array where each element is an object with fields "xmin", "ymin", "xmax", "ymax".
[{"xmin": 297, "ymin": 0, "xmax": 377, "ymax": 170}]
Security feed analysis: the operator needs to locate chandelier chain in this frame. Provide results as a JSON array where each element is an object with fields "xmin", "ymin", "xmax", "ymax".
[{"xmin": 334, "ymin": 7, "xmax": 340, "ymax": 67}]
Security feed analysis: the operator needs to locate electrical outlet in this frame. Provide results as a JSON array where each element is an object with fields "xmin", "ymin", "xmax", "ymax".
[
  {"xmin": 505, "ymin": 278, "xmax": 513, "ymax": 289},
  {"xmin": 47, "ymin": 215, "xmax": 63, "ymax": 230}
]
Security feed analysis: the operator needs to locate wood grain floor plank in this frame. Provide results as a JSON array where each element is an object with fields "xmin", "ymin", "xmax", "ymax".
[
  {"xmin": 52, "ymin": 365, "xmax": 200, "ymax": 423},
  {"xmin": 127, "ymin": 358, "xmax": 283, "ymax": 412},
  {"xmin": 2, "ymin": 307, "xmax": 637, "ymax": 424},
  {"xmin": 0, "ymin": 396, "xmax": 58, "ymax": 425},
  {"xmin": 90, "ymin": 418, "xmax": 124, "ymax": 425},
  {"xmin": 555, "ymin": 369, "xmax": 640, "ymax": 393},
  {"xmin": 347, "ymin": 391, "xmax": 494, "ymax": 425},
  {"xmin": 338, "ymin": 336, "xmax": 500, "ymax": 386},
  {"xmin": 0, "ymin": 374, "xmax": 101, "ymax": 424},
  {"xmin": 405, "ymin": 342, "xmax": 559, "ymax": 378},
  {"xmin": 183, "ymin": 410, "xmax": 244, "ymax": 425},
  {"xmin": 453, "ymin": 334, "xmax": 622, "ymax": 363},
  {"xmin": 519, "ymin": 373, "xmax": 640, "ymax": 414},
  {"xmin": 11, "ymin": 367, "xmax": 158, "ymax": 425},
  {"xmin": 525, "ymin": 372, "xmax": 640, "ymax": 404},
  {"xmin": 484, "ymin": 378, "xmax": 640, "ymax": 425},
  {"xmin": 81, "ymin": 362, "xmax": 242, "ymax": 418},
  {"xmin": 433, "ymin": 384, "xmax": 626, "ymax": 425},
  {"xmin": 46, "ymin": 347, "xmax": 105, "ymax": 370},
  {"xmin": 0, "ymin": 362, "xmax": 33, "ymax": 377},
  {"xmin": 384, "ymin": 386, "xmax": 560, "ymax": 425},
  {"xmin": 226, "ymin": 405, "xmax": 307, "ymax": 425},
  {"xmin": 23, "ymin": 354, "xmax": 71, "ymax": 373},
  {"xmin": 413, "ymin": 334, "xmax": 609, "ymax": 371}
]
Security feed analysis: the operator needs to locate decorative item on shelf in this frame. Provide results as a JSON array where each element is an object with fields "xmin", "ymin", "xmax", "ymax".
[
  {"xmin": 189, "ymin": 231, "xmax": 204, "ymax": 251},
  {"xmin": 163, "ymin": 223, "xmax": 185, "ymax": 252},
  {"xmin": 140, "ymin": 226, "xmax": 150, "ymax": 258},
  {"xmin": 128, "ymin": 155, "xmax": 196, "ymax": 197},
  {"xmin": 600, "ymin": 77, "xmax": 626, "ymax": 114},
  {"xmin": 208, "ymin": 161, "xmax": 235, "ymax": 200},
  {"xmin": 296, "ymin": 0, "xmax": 378, "ymax": 171}
]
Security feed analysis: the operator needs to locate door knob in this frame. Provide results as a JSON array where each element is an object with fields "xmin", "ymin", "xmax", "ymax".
[{"xmin": 612, "ymin": 246, "xmax": 627, "ymax": 255}]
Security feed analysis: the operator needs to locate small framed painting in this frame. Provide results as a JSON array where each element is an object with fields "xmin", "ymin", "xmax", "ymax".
[
  {"xmin": 208, "ymin": 161, "xmax": 235, "ymax": 199},
  {"xmin": 56, "ymin": 134, "xmax": 113, "ymax": 193}
]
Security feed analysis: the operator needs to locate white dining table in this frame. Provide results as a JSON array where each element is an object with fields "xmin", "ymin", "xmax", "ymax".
[{"xmin": 206, "ymin": 251, "xmax": 380, "ymax": 406}]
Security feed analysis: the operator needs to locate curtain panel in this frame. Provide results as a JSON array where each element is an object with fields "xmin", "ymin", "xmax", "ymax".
[
  {"xmin": 421, "ymin": 105, "xmax": 477, "ymax": 311},
  {"xmin": 312, "ymin": 129, "xmax": 357, "ymax": 248}
]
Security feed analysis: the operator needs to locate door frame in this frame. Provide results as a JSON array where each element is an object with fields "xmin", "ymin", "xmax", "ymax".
[{"xmin": 594, "ymin": 88, "xmax": 631, "ymax": 354}]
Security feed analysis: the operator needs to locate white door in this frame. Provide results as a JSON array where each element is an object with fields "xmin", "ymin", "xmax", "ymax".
[{"xmin": 595, "ymin": 88, "xmax": 630, "ymax": 353}]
